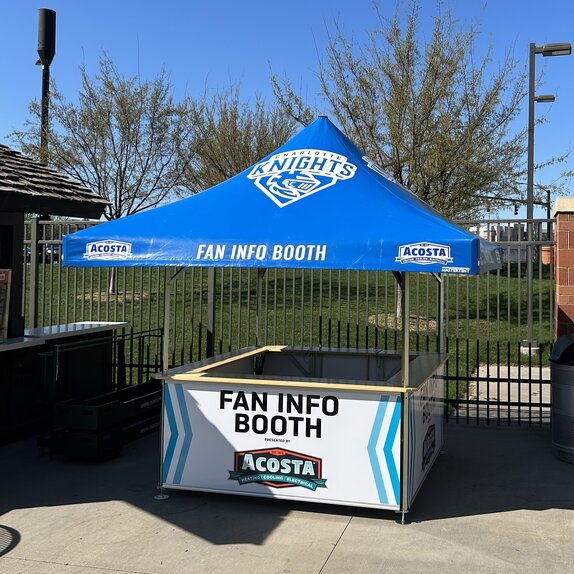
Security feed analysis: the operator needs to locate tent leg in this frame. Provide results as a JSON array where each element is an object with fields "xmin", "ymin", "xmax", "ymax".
[
  {"xmin": 431, "ymin": 273, "xmax": 444, "ymax": 354},
  {"xmin": 161, "ymin": 267, "xmax": 184, "ymax": 371},
  {"xmin": 401, "ymin": 272, "xmax": 410, "ymax": 388},
  {"xmin": 156, "ymin": 267, "xmax": 182, "ymax": 501},
  {"xmin": 400, "ymin": 272, "xmax": 410, "ymax": 516},
  {"xmin": 255, "ymin": 268, "xmax": 267, "ymax": 346},
  {"xmin": 154, "ymin": 374, "xmax": 169, "ymax": 501},
  {"xmin": 206, "ymin": 267, "xmax": 216, "ymax": 358},
  {"xmin": 162, "ymin": 269, "xmax": 172, "ymax": 373}
]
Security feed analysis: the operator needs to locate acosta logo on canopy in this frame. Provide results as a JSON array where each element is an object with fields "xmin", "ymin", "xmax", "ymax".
[
  {"xmin": 247, "ymin": 149, "xmax": 356, "ymax": 207},
  {"xmin": 396, "ymin": 242, "xmax": 453, "ymax": 265},
  {"xmin": 84, "ymin": 240, "xmax": 132, "ymax": 260}
]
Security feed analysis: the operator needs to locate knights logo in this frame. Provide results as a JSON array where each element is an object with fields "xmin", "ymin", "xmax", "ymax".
[{"xmin": 247, "ymin": 149, "xmax": 357, "ymax": 208}]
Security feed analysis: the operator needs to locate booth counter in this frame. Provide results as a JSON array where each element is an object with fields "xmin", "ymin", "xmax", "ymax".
[
  {"xmin": 155, "ymin": 346, "xmax": 447, "ymax": 514},
  {"xmin": 0, "ymin": 321, "xmax": 126, "ymax": 442}
]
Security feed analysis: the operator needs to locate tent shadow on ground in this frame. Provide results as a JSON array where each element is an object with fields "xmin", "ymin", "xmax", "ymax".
[
  {"xmin": 0, "ymin": 402, "xmax": 283, "ymax": 547},
  {"xmin": 0, "ymin": 423, "xmax": 573, "ymax": 548},
  {"xmin": 406, "ymin": 423, "xmax": 574, "ymax": 523}
]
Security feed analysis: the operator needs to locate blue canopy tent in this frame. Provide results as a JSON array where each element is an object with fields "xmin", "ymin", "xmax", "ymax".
[
  {"xmin": 62, "ymin": 116, "xmax": 500, "ymax": 517},
  {"xmin": 63, "ymin": 116, "xmax": 499, "ymax": 274},
  {"xmin": 63, "ymin": 114, "xmax": 500, "ymax": 374}
]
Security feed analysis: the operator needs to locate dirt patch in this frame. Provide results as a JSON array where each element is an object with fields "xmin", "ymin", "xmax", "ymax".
[
  {"xmin": 76, "ymin": 290, "xmax": 151, "ymax": 303},
  {"xmin": 367, "ymin": 313, "xmax": 437, "ymax": 332}
]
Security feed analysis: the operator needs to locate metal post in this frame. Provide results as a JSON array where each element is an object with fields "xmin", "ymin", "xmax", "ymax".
[
  {"xmin": 156, "ymin": 269, "xmax": 173, "ymax": 499},
  {"xmin": 161, "ymin": 267, "xmax": 184, "ymax": 372},
  {"xmin": 401, "ymin": 272, "xmax": 410, "ymax": 388},
  {"xmin": 28, "ymin": 217, "xmax": 40, "ymax": 328},
  {"xmin": 206, "ymin": 267, "xmax": 216, "ymax": 358},
  {"xmin": 525, "ymin": 40, "xmax": 571, "ymax": 349},
  {"xmin": 154, "ymin": 377, "xmax": 170, "ymax": 501},
  {"xmin": 400, "ymin": 272, "xmax": 410, "ymax": 521},
  {"xmin": 255, "ymin": 268, "xmax": 267, "ymax": 346},
  {"xmin": 526, "ymin": 42, "xmax": 536, "ymax": 350},
  {"xmin": 37, "ymin": 8, "xmax": 56, "ymax": 166},
  {"xmin": 157, "ymin": 267, "xmax": 172, "ymax": 497},
  {"xmin": 432, "ymin": 273, "xmax": 444, "ymax": 354},
  {"xmin": 40, "ymin": 63, "xmax": 50, "ymax": 166},
  {"xmin": 156, "ymin": 267, "xmax": 182, "ymax": 501},
  {"xmin": 162, "ymin": 269, "xmax": 172, "ymax": 373}
]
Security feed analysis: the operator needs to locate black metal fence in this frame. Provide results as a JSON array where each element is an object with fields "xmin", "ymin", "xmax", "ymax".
[{"xmin": 23, "ymin": 216, "xmax": 555, "ymax": 426}]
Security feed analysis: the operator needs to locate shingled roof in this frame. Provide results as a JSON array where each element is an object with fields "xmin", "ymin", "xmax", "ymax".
[{"xmin": 0, "ymin": 144, "xmax": 108, "ymax": 219}]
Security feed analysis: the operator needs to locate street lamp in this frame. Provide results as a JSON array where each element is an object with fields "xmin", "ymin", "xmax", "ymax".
[
  {"xmin": 534, "ymin": 94, "xmax": 555, "ymax": 103},
  {"xmin": 36, "ymin": 8, "xmax": 56, "ymax": 167},
  {"xmin": 525, "ymin": 41, "xmax": 571, "ymax": 352}
]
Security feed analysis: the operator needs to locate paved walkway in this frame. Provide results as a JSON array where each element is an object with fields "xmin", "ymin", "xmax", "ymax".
[
  {"xmin": 463, "ymin": 365, "xmax": 551, "ymax": 424},
  {"xmin": 1, "ymin": 423, "xmax": 573, "ymax": 573}
]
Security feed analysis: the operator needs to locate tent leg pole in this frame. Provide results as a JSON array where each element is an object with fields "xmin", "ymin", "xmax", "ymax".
[
  {"xmin": 434, "ymin": 273, "xmax": 444, "ymax": 354},
  {"xmin": 162, "ymin": 269, "xmax": 172, "ymax": 373},
  {"xmin": 255, "ymin": 268, "xmax": 266, "ymax": 347},
  {"xmin": 207, "ymin": 267, "xmax": 216, "ymax": 358},
  {"xmin": 432, "ymin": 272, "xmax": 446, "ymax": 427},
  {"xmin": 156, "ymin": 268, "xmax": 177, "ymax": 501},
  {"xmin": 401, "ymin": 272, "xmax": 410, "ymax": 388},
  {"xmin": 400, "ymin": 272, "xmax": 410, "ymax": 517},
  {"xmin": 154, "ymin": 376, "xmax": 169, "ymax": 501},
  {"xmin": 160, "ymin": 267, "xmax": 184, "ymax": 372}
]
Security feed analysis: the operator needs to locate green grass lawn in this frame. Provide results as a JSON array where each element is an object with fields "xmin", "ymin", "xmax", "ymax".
[{"xmin": 27, "ymin": 264, "xmax": 554, "ymax": 382}]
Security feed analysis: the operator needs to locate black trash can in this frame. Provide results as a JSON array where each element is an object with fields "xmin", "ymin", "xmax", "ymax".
[{"xmin": 550, "ymin": 334, "xmax": 574, "ymax": 463}]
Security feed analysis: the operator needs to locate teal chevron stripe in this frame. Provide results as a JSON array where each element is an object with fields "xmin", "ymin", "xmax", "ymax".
[
  {"xmin": 173, "ymin": 385, "xmax": 193, "ymax": 485},
  {"xmin": 163, "ymin": 385, "xmax": 179, "ymax": 483},
  {"xmin": 384, "ymin": 398, "xmax": 401, "ymax": 504},
  {"xmin": 367, "ymin": 395, "xmax": 389, "ymax": 504}
]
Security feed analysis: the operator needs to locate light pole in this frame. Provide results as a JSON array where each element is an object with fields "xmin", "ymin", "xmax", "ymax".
[
  {"xmin": 525, "ymin": 42, "xmax": 571, "ymax": 352},
  {"xmin": 36, "ymin": 8, "xmax": 56, "ymax": 166}
]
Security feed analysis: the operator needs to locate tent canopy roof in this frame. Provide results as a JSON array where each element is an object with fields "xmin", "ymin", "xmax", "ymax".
[{"xmin": 63, "ymin": 116, "xmax": 500, "ymax": 274}]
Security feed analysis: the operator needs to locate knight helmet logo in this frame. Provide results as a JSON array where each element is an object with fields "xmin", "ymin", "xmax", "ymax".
[{"xmin": 247, "ymin": 149, "xmax": 357, "ymax": 207}]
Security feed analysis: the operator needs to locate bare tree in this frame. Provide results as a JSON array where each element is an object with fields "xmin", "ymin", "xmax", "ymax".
[
  {"xmin": 272, "ymin": 2, "xmax": 569, "ymax": 218},
  {"xmin": 180, "ymin": 86, "xmax": 297, "ymax": 193},
  {"xmin": 11, "ymin": 54, "xmax": 194, "ymax": 220}
]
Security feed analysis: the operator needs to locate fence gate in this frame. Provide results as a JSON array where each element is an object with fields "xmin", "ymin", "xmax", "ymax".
[{"xmin": 24, "ymin": 217, "xmax": 554, "ymax": 426}]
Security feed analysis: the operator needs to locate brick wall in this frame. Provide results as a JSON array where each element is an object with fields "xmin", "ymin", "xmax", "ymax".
[{"xmin": 554, "ymin": 198, "xmax": 574, "ymax": 338}]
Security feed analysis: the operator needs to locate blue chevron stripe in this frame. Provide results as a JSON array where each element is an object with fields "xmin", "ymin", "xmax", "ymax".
[
  {"xmin": 384, "ymin": 398, "xmax": 401, "ymax": 504},
  {"xmin": 368, "ymin": 395, "xmax": 389, "ymax": 504},
  {"xmin": 163, "ymin": 385, "xmax": 179, "ymax": 483},
  {"xmin": 173, "ymin": 385, "xmax": 193, "ymax": 485}
]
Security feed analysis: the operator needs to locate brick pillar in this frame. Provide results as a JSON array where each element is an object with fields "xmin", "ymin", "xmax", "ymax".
[{"xmin": 554, "ymin": 198, "xmax": 574, "ymax": 338}]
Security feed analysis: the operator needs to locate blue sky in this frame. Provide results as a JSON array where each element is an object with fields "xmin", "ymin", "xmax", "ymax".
[{"xmin": 1, "ymin": 0, "xmax": 573, "ymax": 218}]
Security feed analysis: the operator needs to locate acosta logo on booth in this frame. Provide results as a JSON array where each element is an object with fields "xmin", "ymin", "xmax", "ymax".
[
  {"xmin": 84, "ymin": 240, "xmax": 133, "ymax": 260},
  {"xmin": 247, "ymin": 148, "xmax": 357, "ymax": 208},
  {"xmin": 229, "ymin": 448, "xmax": 327, "ymax": 491},
  {"xmin": 395, "ymin": 242, "xmax": 453, "ymax": 266}
]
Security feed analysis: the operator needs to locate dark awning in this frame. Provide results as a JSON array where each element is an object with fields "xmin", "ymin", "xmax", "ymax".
[{"xmin": 0, "ymin": 144, "xmax": 108, "ymax": 219}]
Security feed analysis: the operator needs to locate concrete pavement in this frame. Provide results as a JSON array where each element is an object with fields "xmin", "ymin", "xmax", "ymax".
[
  {"xmin": 1, "ymin": 423, "xmax": 573, "ymax": 574},
  {"xmin": 466, "ymin": 365, "xmax": 551, "ymax": 424}
]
